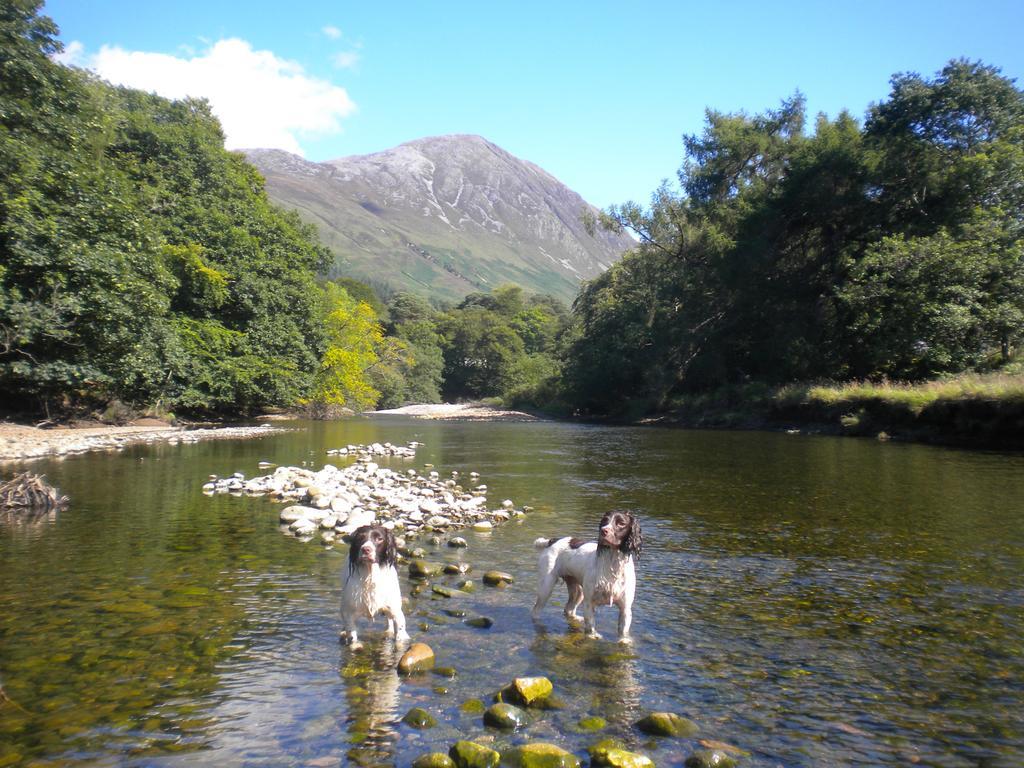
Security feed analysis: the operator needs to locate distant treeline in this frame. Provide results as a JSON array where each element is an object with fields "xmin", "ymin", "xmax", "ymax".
[{"xmin": 2, "ymin": 2, "xmax": 1021, "ymax": 423}]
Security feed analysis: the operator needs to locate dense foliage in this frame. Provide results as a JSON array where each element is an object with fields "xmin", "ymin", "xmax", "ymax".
[
  {"xmin": 1, "ymin": 2, "xmax": 332, "ymax": 417},
  {"xmin": 567, "ymin": 60, "xmax": 1024, "ymax": 415},
  {"xmin": 435, "ymin": 286, "xmax": 569, "ymax": 406}
]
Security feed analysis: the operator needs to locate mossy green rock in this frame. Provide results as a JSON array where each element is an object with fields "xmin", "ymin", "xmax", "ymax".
[
  {"xmin": 684, "ymin": 750, "xmax": 735, "ymax": 768},
  {"xmin": 588, "ymin": 740, "xmax": 655, "ymax": 768},
  {"xmin": 483, "ymin": 571, "xmax": 514, "ymax": 586},
  {"xmin": 410, "ymin": 560, "xmax": 444, "ymax": 577},
  {"xmin": 484, "ymin": 702, "xmax": 529, "ymax": 730},
  {"xmin": 635, "ymin": 712, "xmax": 699, "ymax": 737},
  {"xmin": 465, "ymin": 616, "xmax": 494, "ymax": 629},
  {"xmin": 502, "ymin": 676, "xmax": 554, "ymax": 707},
  {"xmin": 413, "ymin": 753, "xmax": 456, "ymax": 768},
  {"xmin": 576, "ymin": 715, "xmax": 607, "ymax": 732},
  {"xmin": 460, "ymin": 699, "xmax": 486, "ymax": 714},
  {"xmin": 402, "ymin": 707, "xmax": 438, "ymax": 729},
  {"xmin": 502, "ymin": 743, "xmax": 581, "ymax": 768},
  {"xmin": 444, "ymin": 562, "xmax": 471, "ymax": 574},
  {"xmin": 432, "ymin": 585, "xmax": 469, "ymax": 598},
  {"xmin": 450, "ymin": 740, "xmax": 501, "ymax": 768}
]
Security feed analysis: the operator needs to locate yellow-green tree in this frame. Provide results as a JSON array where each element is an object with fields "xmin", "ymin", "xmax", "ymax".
[{"xmin": 308, "ymin": 284, "xmax": 382, "ymax": 413}]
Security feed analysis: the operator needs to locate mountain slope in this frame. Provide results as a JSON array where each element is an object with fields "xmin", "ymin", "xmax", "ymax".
[{"xmin": 244, "ymin": 135, "xmax": 632, "ymax": 303}]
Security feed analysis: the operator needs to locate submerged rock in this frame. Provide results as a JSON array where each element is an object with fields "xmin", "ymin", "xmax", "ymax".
[
  {"xmin": 402, "ymin": 707, "xmax": 438, "ymax": 729},
  {"xmin": 449, "ymin": 740, "xmax": 500, "ymax": 768},
  {"xmin": 460, "ymin": 699, "xmax": 486, "ymax": 715},
  {"xmin": 398, "ymin": 642, "xmax": 435, "ymax": 674},
  {"xmin": 576, "ymin": 715, "xmax": 607, "ymax": 732},
  {"xmin": 483, "ymin": 702, "xmax": 528, "ymax": 730},
  {"xmin": 413, "ymin": 754, "xmax": 456, "ymax": 768},
  {"xmin": 410, "ymin": 560, "xmax": 444, "ymax": 577},
  {"xmin": 635, "ymin": 712, "xmax": 699, "ymax": 737},
  {"xmin": 502, "ymin": 743, "xmax": 581, "ymax": 768},
  {"xmin": 684, "ymin": 750, "xmax": 736, "ymax": 768},
  {"xmin": 464, "ymin": 616, "xmax": 494, "ymax": 629},
  {"xmin": 482, "ymin": 571, "xmax": 514, "ymax": 587},
  {"xmin": 432, "ymin": 585, "xmax": 468, "ymax": 598},
  {"xmin": 588, "ymin": 739, "xmax": 654, "ymax": 768}
]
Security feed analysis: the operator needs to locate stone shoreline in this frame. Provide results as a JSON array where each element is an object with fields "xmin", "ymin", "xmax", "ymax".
[
  {"xmin": 367, "ymin": 403, "xmax": 540, "ymax": 421},
  {"xmin": 0, "ymin": 423, "xmax": 284, "ymax": 462}
]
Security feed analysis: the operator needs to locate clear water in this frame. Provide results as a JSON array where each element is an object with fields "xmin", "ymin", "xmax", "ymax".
[{"xmin": 1, "ymin": 418, "xmax": 1022, "ymax": 767}]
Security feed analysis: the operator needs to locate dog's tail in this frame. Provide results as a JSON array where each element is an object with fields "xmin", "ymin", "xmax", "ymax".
[{"xmin": 534, "ymin": 537, "xmax": 553, "ymax": 550}]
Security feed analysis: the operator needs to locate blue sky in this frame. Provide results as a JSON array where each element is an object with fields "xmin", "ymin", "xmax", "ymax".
[{"xmin": 43, "ymin": 0, "xmax": 1024, "ymax": 208}]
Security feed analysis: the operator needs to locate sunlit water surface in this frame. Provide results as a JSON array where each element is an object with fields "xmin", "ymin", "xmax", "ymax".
[{"xmin": 1, "ymin": 418, "xmax": 1022, "ymax": 767}]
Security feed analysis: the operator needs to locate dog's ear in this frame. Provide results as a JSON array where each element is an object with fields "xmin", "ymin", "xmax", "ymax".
[
  {"xmin": 382, "ymin": 527, "xmax": 398, "ymax": 569},
  {"xmin": 347, "ymin": 529, "xmax": 363, "ymax": 572},
  {"xmin": 621, "ymin": 513, "xmax": 643, "ymax": 559}
]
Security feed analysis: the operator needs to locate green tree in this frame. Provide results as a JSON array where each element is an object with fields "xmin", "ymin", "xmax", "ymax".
[
  {"xmin": 438, "ymin": 307, "xmax": 525, "ymax": 399},
  {"xmin": 308, "ymin": 284, "xmax": 381, "ymax": 412},
  {"xmin": 843, "ymin": 216, "xmax": 1024, "ymax": 377}
]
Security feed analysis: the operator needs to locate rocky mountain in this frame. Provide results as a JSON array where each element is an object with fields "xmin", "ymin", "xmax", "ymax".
[{"xmin": 244, "ymin": 135, "xmax": 633, "ymax": 303}]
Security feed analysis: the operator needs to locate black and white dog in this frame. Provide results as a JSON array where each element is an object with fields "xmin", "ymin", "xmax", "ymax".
[
  {"xmin": 340, "ymin": 524, "xmax": 409, "ymax": 647},
  {"xmin": 532, "ymin": 511, "xmax": 643, "ymax": 642}
]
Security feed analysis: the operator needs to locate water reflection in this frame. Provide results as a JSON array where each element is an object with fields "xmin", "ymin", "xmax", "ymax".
[
  {"xmin": 340, "ymin": 640, "xmax": 402, "ymax": 767},
  {"xmin": 529, "ymin": 630, "xmax": 643, "ymax": 729}
]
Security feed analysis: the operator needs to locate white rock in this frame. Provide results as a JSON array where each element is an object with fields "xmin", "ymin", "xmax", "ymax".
[{"xmin": 290, "ymin": 518, "xmax": 318, "ymax": 535}]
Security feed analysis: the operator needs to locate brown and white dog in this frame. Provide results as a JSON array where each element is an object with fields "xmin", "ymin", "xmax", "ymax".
[
  {"xmin": 532, "ymin": 511, "xmax": 643, "ymax": 642},
  {"xmin": 340, "ymin": 524, "xmax": 409, "ymax": 647}
]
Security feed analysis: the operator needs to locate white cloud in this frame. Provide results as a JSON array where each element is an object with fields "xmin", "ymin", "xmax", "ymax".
[
  {"xmin": 87, "ymin": 38, "xmax": 356, "ymax": 155},
  {"xmin": 332, "ymin": 51, "xmax": 360, "ymax": 69},
  {"xmin": 51, "ymin": 40, "xmax": 85, "ymax": 66},
  {"xmin": 322, "ymin": 25, "xmax": 342, "ymax": 39}
]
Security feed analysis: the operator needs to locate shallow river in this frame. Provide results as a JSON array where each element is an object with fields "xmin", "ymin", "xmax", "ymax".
[{"xmin": 1, "ymin": 418, "xmax": 1022, "ymax": 767}]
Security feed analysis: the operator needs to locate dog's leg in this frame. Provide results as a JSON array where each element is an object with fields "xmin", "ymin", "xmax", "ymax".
[
  {"xmin": 616, "ymin": 599, "xmax": 633, "ymax": 643},
  {"xmin": 388, "ymin": 606, "xmax": 411, "ymax": 644},
  {"xmin": 339, "ymin": 625, "xmax": 360, "ymax": 647},
  {"xmin": 563, "ymin": 577, "xmax": 584, "ymax": 621},
  {"xmin": 583, "ymin": 599, "xmax": 602, "ymax": 639},
  {"xmin": 532, "ymin": 570, "xmax": 559, "ymax": 618},
  {"xmin": 339, "ymin": 608, "xmax": 360, "ymax": 647}
]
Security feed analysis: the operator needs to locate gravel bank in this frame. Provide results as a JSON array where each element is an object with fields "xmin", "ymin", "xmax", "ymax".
[
  {"xmin": 0, "ymin": 423, "xmax": 284, "ymax": 462},
  {"xmin": 367, "ymin": 403, "xmax": 540, "ymax": 421}
]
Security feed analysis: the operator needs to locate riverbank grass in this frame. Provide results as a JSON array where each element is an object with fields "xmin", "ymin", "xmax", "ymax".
[{"xmin": 659, "ymin": 372, "xmax": 1024, "ymax": 447}]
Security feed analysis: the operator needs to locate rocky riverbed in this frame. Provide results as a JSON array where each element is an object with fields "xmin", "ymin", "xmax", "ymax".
[
  {"xmin": 202, "ymin": 442, "xmax": 527, "ymax": 544},
  {"xmin": 0, "ymin": 423, "xmax": 285, "ymax": 462}
]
